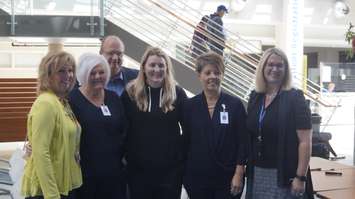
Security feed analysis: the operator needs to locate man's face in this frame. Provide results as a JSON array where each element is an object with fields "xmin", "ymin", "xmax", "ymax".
[
  {"xmin": 219, "ymin": 11, "xmax": 226, "ymax": 17},
  {"xmin": 101, "ymin": 38, "xmax": 124, "ymax": 77}
]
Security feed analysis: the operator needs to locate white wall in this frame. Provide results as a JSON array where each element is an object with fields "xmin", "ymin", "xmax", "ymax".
[
  {"xmin": 0, "ymin": 41, "xmax": 99, "ymax": 78},
  {"xmin": 222, "ymin": 0, "xmax": 354, "ymax": 47},
  {"xmin": 0, "ymin": 40, "xmax": 140, "ymax": 78}
]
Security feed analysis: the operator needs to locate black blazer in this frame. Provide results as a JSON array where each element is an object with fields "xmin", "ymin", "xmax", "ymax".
[
  {"xmin": 246, "ymin": 88, "xmax": 314, "ymax": 199},
  {"xmin": 183, "ymin": 92, "xmax": 247, "ymax": 186}
]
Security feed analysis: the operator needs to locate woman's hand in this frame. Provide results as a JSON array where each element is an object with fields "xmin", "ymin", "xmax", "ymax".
[
  {"xmin": 23, "ymin": 143, "xmax": 32, "ymax": 159},
  {"xmin": 230, "ymin": 173, "xmax": 243, "ymax": 196},
  {"xmin": 291, "ymin": 178, "xmax": 305, "ymax": 198},
  {"xmin": 230, "ymin": 165, "xmax": 244, "ymax": 196},
  {"xmin": 75, "ymin": 151, "xmax": 80, "ymax": 165}
]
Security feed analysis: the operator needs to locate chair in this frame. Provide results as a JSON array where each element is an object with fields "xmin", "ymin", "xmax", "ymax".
[
  {"xmin": 0, "ymin": 149, "xmax": 26, "ymax": 199},
  {"xmin": 0, "ymin": 158, "xmax": 14, "ymax": 199}
]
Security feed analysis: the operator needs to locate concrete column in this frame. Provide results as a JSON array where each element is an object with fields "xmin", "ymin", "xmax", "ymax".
[
  {"xmin": 275, "ymin": 0, "xmax": 304, "ymax": 87},
  {"xmin": 47, "ymin": 42, "xmax": 64, "ymax": 54}
]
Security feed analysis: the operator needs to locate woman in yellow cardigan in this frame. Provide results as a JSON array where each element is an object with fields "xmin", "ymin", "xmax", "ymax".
[{"xmin": 21, "ymin": 51, "xmax": 82, "ymax": 199}]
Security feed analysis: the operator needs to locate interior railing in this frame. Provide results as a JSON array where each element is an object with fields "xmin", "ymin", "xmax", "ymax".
[
  {"xmin": 154, "ymin": 0, "xmax": 339, "ymax": 107},
  {"xmin": 105, "ymin": 0, "xmax": 336, "ymax": 107},
  {"xmin": 0, "ymin": 0, "xmax": 337, "ymax": 107},
  {"xmin": 105, "ymin": 0, "xmax": 254, "ymax": 100},
  {"xmin": 0, "ymin": 0, "xmax": 30, "ymax": 14}
]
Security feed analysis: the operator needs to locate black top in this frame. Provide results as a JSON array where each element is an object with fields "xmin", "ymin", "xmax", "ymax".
[
  {"xmin": 208, "ymin": 13, "xmax": 225, "ymax": 41},
  {"xmin": 246, "ymin": 89, "xmax": 312, "ymax": 187},
  {"xmin": 121, "ymin": 86, "xmax": 187, "ymax": 171},
  {"xmin": 247, "ymin": 95, "xmax": 280, "ymax": 168},
  {"xmin": 191, "ymin": 26, "xmax": 208, "ymax": 52},
  {"xmin": 183, "ymin": 92, "xmax": 247, "ymax": 187},
  {"xmin": 69, "ymin": 89, "xmax": 127, "ymax": 177}
]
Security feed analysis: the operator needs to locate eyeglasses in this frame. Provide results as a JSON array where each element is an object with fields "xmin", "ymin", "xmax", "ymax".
[
  {"xmin": 266, "ymin": 63, "xmax": 284, "ymax": 69},
  {"xmin": 102, "ymin": 50, "xmax": 123, "ymax": 58}
]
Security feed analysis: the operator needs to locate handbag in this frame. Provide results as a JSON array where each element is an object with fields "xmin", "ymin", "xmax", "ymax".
[
  {"xmin": 5, "ymin": 138, "xmax": 29, "ymax": 199},
  {"xmin": 9, "ymin": 147, "xmax": 26, "ymax": 199}
]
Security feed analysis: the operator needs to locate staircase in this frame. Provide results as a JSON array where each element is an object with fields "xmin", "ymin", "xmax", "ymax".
[
  {"xmin": 104, "ymin": 0, "xmax": 335, "ymax": 107},
  {"xmin": 0, "ymin": 0, "xmax": 336, "ymax": 107}
]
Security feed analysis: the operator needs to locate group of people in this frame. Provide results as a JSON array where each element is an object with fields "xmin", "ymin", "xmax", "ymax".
[
  {"xmin": 190, "ymin": 5, "xmax": 228, "ymax": 58},
  {"xmin": 21, "ymin": 33, "xmax": 313, "ymax": 199}
]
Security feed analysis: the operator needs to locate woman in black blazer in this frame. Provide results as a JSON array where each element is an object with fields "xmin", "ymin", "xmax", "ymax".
[
  {"xmin": 183, "ymin": 52, "xmax": 247, "ymax": 199},
  {"xmin": 245, "ymin": 48, "xmax": 313, "ymax": 199}
]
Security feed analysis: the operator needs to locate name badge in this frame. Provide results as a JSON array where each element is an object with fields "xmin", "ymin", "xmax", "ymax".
[
  {"xmin": 220, "ymin": 112, "xmax": 229, "ymax": 124},
  {"xmin": 100, "ymin": 105, "xmax": 111, "ymax": 116}
]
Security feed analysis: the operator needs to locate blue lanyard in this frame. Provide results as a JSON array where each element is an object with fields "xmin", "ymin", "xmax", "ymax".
[
  {"xmin": 258, "ymin": 98, "xmax": 266, "ymax": 133},
  {"xmin": 256, "ymin": 97, "xmax": 267, "ymax": 143}
]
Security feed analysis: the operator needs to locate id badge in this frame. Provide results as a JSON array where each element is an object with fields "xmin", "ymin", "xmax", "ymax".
[
  {"xmin": 100, "ymin": 105, "xmax": 111, "ymax": 116},
  {"xmin": 220, "ymin": 112, "xmax": 229, "ymax": 124}
]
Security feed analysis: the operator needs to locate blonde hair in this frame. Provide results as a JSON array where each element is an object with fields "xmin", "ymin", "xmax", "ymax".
[
  {"xmin": 126, "ymin": 47, "xmax": 177, "ymax": 113},
  {"xmin": 37, "ymin": 51, "xmax": 76, "ymax": 95},
  {"xmin": 255, "ymin": 47, "xmax": 292, "ymax": 92}
]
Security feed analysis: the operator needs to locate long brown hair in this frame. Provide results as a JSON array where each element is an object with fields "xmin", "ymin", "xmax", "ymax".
[{"xmin": 126, "ymin": 47, "xmax": 177, "ymax": 113}]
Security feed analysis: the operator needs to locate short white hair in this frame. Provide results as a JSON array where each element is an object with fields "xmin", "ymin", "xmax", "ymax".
[{"xmin": 77, "ymin": 52, "xmax": 111, "ymax": 86}]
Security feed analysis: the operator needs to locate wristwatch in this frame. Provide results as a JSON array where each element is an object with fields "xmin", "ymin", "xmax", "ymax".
[{"xmin": 295, "ymin": 175, "xmax": 307, "ymax": 182}]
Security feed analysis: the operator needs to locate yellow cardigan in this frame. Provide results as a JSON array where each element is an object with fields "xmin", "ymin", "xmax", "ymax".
[{"xmin": 22, "ymin": 92, "xmax": 82, "ymax": 199}]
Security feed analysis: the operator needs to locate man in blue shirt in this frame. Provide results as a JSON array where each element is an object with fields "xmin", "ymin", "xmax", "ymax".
[{"xmin": 100, "ymin": 35, "xmax": 139, "ymax": 96}]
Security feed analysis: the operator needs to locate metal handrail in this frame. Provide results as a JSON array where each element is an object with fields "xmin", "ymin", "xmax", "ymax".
[
  {"xmin": 160, "ymin": 0, "xmax": 262, "ymax": 60},
  {"xmin": 146, "ymin": 0, "xmax": 337, "ymax": 107},
  {"xmin": 105, "ymin": 0, "xmax": 252, "ymax": 99},
  {"xmin": 149, "ymin": 0, "xmax": 260, "ymax": 69},
  {"xmin": 0, "ymin": 0, "xmax": 336, "ymax": 107},
  {"xmin": 0, "ymin": 1, "xmax": 10, "ymax": 12},
  {"xmin": 105, "ymin": 0, "xmax": 338, "ymax": 106},
  {"xmin": 157, "ymin": 0, "xmax": 337, "ymax": 104}
]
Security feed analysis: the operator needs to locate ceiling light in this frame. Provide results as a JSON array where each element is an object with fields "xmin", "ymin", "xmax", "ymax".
[
  {"xmin": 334, "ymin": 0, "xmax": 350, "ymax": 18},
  {"xmin": 231, "ymin": 0, "xmax": 248, "ymax": 12},
  {"xmin": 46, "ymin": 1, "xmax": 56, "ymax": 11}
]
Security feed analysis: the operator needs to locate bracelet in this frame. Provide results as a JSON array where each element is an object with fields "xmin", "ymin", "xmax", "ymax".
[{"xmin": 295, "ymin": 175, "xmax": 307, "ymax": 182}]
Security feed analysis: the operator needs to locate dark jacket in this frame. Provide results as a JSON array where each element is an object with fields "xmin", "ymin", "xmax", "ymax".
[
  {"xmin": 121, "ymin": 86, "xmax": 187, "ymax": 171},
  {"xmin": 183, "ymin": 92, "xmax": 247, "ymax": 187},
  {"xmin": 121, "ymin": 66, "xmax": 139, "ymax": 86},
  {"xmin": 246, "ymin": 89, "xmax": 314, "ymax": 199},
  {"xmin": 208, "ymin": 13, "xmax": 225, "ymax": 42},
  {"xmin": 106, "ymin": 66, "xmax": 139, "ymax": 96}
]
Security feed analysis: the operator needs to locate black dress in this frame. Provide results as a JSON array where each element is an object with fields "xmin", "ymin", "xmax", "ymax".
[
  {"xmin": 182, "ymin": 92, "xmax": 247, "ymax": 199},
  {"xmin": 69, "ymin": 88, "xmax": 127, "ymax": 199},
  {"xmin": 121, "ymin": 86, "xmax": 187, "ymax": 199}
]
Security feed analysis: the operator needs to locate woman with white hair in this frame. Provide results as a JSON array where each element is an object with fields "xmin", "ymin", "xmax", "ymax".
[
  {"xmin": 121, "ymin": 47, "xmax": 187, "ymax": 199},
  {"xmin": 68, "ymin": 52, "xmax": 127, "ymax": 199}
]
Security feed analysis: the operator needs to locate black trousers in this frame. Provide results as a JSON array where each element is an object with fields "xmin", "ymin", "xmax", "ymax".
[
  {"xmin": 77, "ymin": 175, "xmax": 125, "ymax": 199},
  {"xmin": 128, "ymin": 165, "xmax": 183, "ymax": 199},
  {"xmin": 25, "ymin": 190, "xmax": 77, "ymax": 199},
  {"xmin": 184, "ymin": 184, "xmax": 242, "ymax": 199}
]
